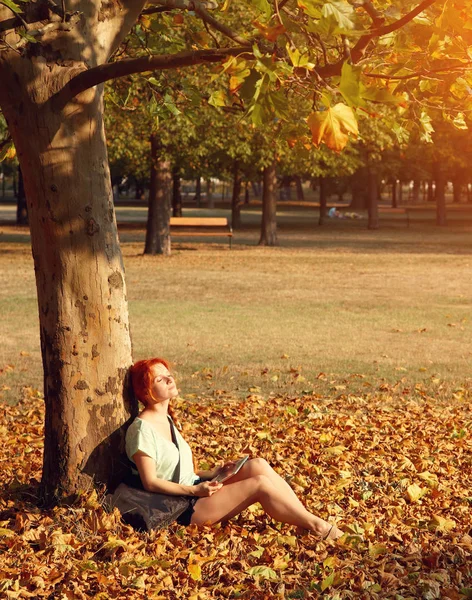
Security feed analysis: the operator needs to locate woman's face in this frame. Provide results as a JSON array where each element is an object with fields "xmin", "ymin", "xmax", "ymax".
[{"xmin": 149, "ymin": 362, "xmax": 178, "ymax": 403}]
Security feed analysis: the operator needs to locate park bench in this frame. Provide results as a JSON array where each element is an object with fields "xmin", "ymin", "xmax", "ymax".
[
  {"xmin": 378, "ymin": 206, "xmax": 410, "ymax": 227},
  {"xmin": 170, "ymin": 217, "xmax": 233, "ymax": 248}
]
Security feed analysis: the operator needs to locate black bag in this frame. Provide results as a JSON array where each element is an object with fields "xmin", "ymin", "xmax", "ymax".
[{"xmin": 105, "ymin": 418, "xmax": 192, "ymax": 530}]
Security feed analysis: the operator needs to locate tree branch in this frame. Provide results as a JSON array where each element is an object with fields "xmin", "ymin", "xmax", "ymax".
[
  {"xmin": 317, "ymin": 0, "xmax": 437, "ymax": 78},
  {"xmin": 141, "ymin": 0, "xmax": 250, "ymax": 46},
  {"xmin": 192, "ymin": 0, "xmax": 250, "ymax": 46},
  {"xmin": 53, "ymin": 47, "xmax": 252, "ymax": 107},
  {"xmin": 365, "ymin": 63, "xmax": 472, "ymax": 80}
]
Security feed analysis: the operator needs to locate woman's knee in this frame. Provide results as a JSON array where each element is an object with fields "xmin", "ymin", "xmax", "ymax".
[
  {"xmin": 250, "ymin": 474, "xmax": 273, "ymax": 497},
  {"xmin": 246, "ymin": 457, "xmax": 272, "ymax": 476}
]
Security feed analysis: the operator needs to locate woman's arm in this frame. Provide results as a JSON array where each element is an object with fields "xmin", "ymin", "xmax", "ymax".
[{"xmin": 133, "ymin": 452, "xmax": 222, "ymax": 497}]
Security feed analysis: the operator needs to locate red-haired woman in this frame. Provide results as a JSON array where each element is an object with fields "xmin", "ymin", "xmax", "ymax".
[{"xmin": 126, "ymin": 358, "xmax": 342, "ymax": 539}]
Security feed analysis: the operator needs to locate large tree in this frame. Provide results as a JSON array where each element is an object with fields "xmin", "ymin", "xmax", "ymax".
[{"xmin": 0, "ymin": 0, "xmax": 469, "ymax": 499}]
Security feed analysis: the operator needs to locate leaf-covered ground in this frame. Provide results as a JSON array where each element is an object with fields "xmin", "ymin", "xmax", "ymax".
[{"xmin": 1, "ymin": 382, "xmax": 472, "ymax": 599}]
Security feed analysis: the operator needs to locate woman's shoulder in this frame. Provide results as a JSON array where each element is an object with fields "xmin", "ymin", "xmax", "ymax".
[{"xmin": 126, "ymin": 417, "xmax": 153, "ymax": 437}]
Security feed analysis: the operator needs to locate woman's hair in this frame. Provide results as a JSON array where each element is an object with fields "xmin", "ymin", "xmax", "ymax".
[{"xmin": 130, "ymin": 358, "xmax": 179, "ymax": 425}]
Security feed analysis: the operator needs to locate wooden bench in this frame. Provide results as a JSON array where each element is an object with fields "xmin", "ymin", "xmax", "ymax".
[
  {"xmin": 169, "ymin": 217, "xmax": 233, "ymax": 247},
  {"xmin": 378, "ymin": 207, "xmax": 410, "ymax": 227}
]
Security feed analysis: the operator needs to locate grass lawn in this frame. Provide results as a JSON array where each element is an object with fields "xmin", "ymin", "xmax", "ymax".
[{"xmin": 1, "ymin": 212, "xmax": 471, "ymax": 402}]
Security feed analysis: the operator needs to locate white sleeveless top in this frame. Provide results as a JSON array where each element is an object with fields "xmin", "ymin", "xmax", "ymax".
[{"xmin": 125, "ymin": 417, "xmax": 198, "ymax": 486}]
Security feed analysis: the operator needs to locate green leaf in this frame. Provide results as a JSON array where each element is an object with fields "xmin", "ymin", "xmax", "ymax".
[
  {"xmin": 362, "ymin": 86, "xmax": 404, "ymax": 105},
  {"xmin": 339, "ymin": 62, "xmax": 364, "ymax": 107},
  {"xmin": 208, "ymin": 90, "xmax": 226, "ymax": 108},
  {"xmin": 318, "ymin": 0, "xmax": 355, "ymax": 35},
  {"xmin": 419, "ymin": 111, "xmax": 434, "ymax": 143},
  {"xmin": 0, "ymin": 0, "xmax": 22, "ymax": 14},
  {"xmin": 17, "ymin": 28, "xmax": 38, "ymax": 43},
  {"xmin": 321, "ymin": 572, "xmax": 335, "ymax": 591},
  {"xmin": 251, "ymin": 0, "xmax": 271, "ymax": 19},
  {"xmin": 246, "ymin": 566, "xmax": 278, "ymax": 580}
]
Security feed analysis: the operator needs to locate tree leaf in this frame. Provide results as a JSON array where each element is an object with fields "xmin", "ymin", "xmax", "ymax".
[
  {"xmin": 208, "ymin": 91, "xmax": 226, "ymax": 108},
  {"xmin": 406, "ymin": 483, "xmax": 427, "ymax": 503},
  {"xmin": 0, "ymin": 0, "xmax": 22, "ymax": 14},
  {"xmin": 246, "ymin": 566, "xmax": 278, "ymax": 580},
  {"xmin": 307, "ymin": 104, "xmax": 358, "ymax": 152},
  {"xmin": 428, "ymin": 515, "xmax": 456, "ymax": 532},
  {"xmin": 188, "ymin": 562, "xmax": 202, "ymax": 581}
]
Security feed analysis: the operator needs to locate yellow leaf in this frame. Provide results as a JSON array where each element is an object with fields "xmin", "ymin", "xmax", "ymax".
[
  {"xmin": 188, "ymin": 562, "xmax": 202, "ymax": 581},
  {"xmin": 369, "ymin": 543, "xmax": 388, "ymax": 557},
  {"xmin": 406, "ymin": 483, "xmax": 427, "ymax": 503},
  {"xmin": 307, "ymin": 104, "xmax": 358, "ymax": 151},
  {"xmin": 418, "ymin": 471, "xmax": 439, "ymax": 489},
  {"xmin": 429, "ymin": 515, "xmax": 456, "ymax": 532},
  {"xmin": 130, "ymin": 575, "xmax": 146, "ymax": 589},
  {"xmin": 324, "ymin": 445, "xmax": 346, "ymax": 456},
  {"xmin": 0, "ymin": 528, "xmax": 15, "ymax": 538}
]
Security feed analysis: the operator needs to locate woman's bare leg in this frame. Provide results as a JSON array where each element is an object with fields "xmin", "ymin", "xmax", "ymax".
[
  {"xmin": 228, "ymin": 458, "xmax": 311, "ymax": 513},
  {"xmin": 191, "ymin": 474, "xmax": 336, "ymax": 537}
]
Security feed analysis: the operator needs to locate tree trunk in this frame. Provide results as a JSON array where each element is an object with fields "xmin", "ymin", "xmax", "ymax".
[
  {"xmin": 144, "ymin": 135, "xmax": 171, "ymax": 255},
  {"xmin": 206, "ymin": 179, "xmax": 214, "ymax": 209},
  {"xmin": 350, "ymin": 169, "xmax": 368, "ymax": 209},
  {"xmin": 319, "ymin": 176, "xmax": 327, "ymax": 225},
  {"xmin": 391, "ymin": 179, "xmax": 398, "ymax": 208},
  {"xmin": 1, "ymin": 68, "xmax": 135, "ymax": 501},
  {"xmin": 427, "ymin": 180, "xmax": 434, "ymax": 202},
  {"xmin": 452, "ymin": 179, "xmax": 463, "ymax": 204},
  {"xmin": 194, "ymin": 177, "xmax": 201, "ymax": 207},
  {"xmin": 367, "ymin": 168, "xmax": 379, "ymax": 230},
  {"xmin": 398, "ymin": 180, "xmax": 403, "ymax": 204},
  {"xmin": 435, "ymin": 167, "xmax": 447, "ymax": 226},
  {"xmin": 412, "ymin": 179, "xmax": 420, "ymax": 204},
  {"xmin": 259, "ymin": 161, "xmax": 278, "ymax": 246},
  {"xmin": 231, "ymin": 160, "xmax": 242, "ymax": 229},
  {"xmin": 244, "ymin": 181, "xmax": 250, "ymax": 204},
  {"xmin": 295, "ymin": 176, "xmax": 305, "ymax": 202},
  {"xmin": 172, "ymin": 166, "xmax": 182, "ymax": 217},
  {"xmin": 16, "ymin": 166, "xmax": 28, "ymax": 225}
]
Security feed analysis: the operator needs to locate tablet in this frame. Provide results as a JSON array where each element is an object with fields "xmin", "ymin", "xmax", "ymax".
[{"xmin": 211, "ymin": 456, "xmax": 249, "ymax": 483}]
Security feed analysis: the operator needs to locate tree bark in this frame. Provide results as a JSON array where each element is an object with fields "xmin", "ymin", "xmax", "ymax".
[
  {"xmin": 367, "ymin": 168, "xmax": 379, "ymax": 230},
  {"xmin": 398, "ymin": 179, "xmax": 403, "ymax": 204},
  {"xmin": 231, "ymin": 160, "xmax": 242, "ymax": 229},
  {"xmin": 295, "ymin": 176, "xmax": 305, "ymax": 202},
  {"xmin": 0, "ymin": 50, "xmax": 139, "ymax": 501},
  {"xmin": 350, "ymin": 169, "xmax": 368, "ymax": 209},
  {"xmin": 194, "ymin": 177, "xmax": 201, "ymax": 207},
  {"xmin": 206, "ymin": 179, "xmax": 214, "ymax": 209},
  {"xmin": 435, "ymin": 167, "xmax": 447, "ymax": 226},
  {"xmin": 391, "ymin": 179, "xmax": 398, "ymax": 208},
  {"xmin": 172, "ymin": 166, "xmax": 182, "ymax": 217},
  {"xmin": 258, "ymin": 161, "xmax": 278, "ymax": 246},
  {"xmin": 452, "ymin": 179, "xmax": 463, "ymax": 204},
  {"xmin": 319, "ymin": 176, "xmax": 327, "ymax": 225},
  {"xmin": 144, "ymin": 135, "xmax": 171, "ymax": 255},
  {"xmin": 16, "ymin": 165, "xmax": 28, "ymax": 225},
  {"xmin": 427, "ymin": 180, "xmax": 434, "ymax": 202},
  {"xmin": 412, "ymin": 179, "xmax": 420, "ymax": 204}
]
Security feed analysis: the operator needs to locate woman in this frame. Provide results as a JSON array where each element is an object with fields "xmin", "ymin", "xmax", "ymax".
[{"xmin": 126, "ymin": 358, "xmax": 343, "ymax": 539}]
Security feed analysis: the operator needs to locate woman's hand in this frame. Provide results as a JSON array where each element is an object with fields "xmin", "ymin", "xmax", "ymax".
[{"xmin": 192, "ymin": 481, "xmax": 223, "ymax": 497}]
